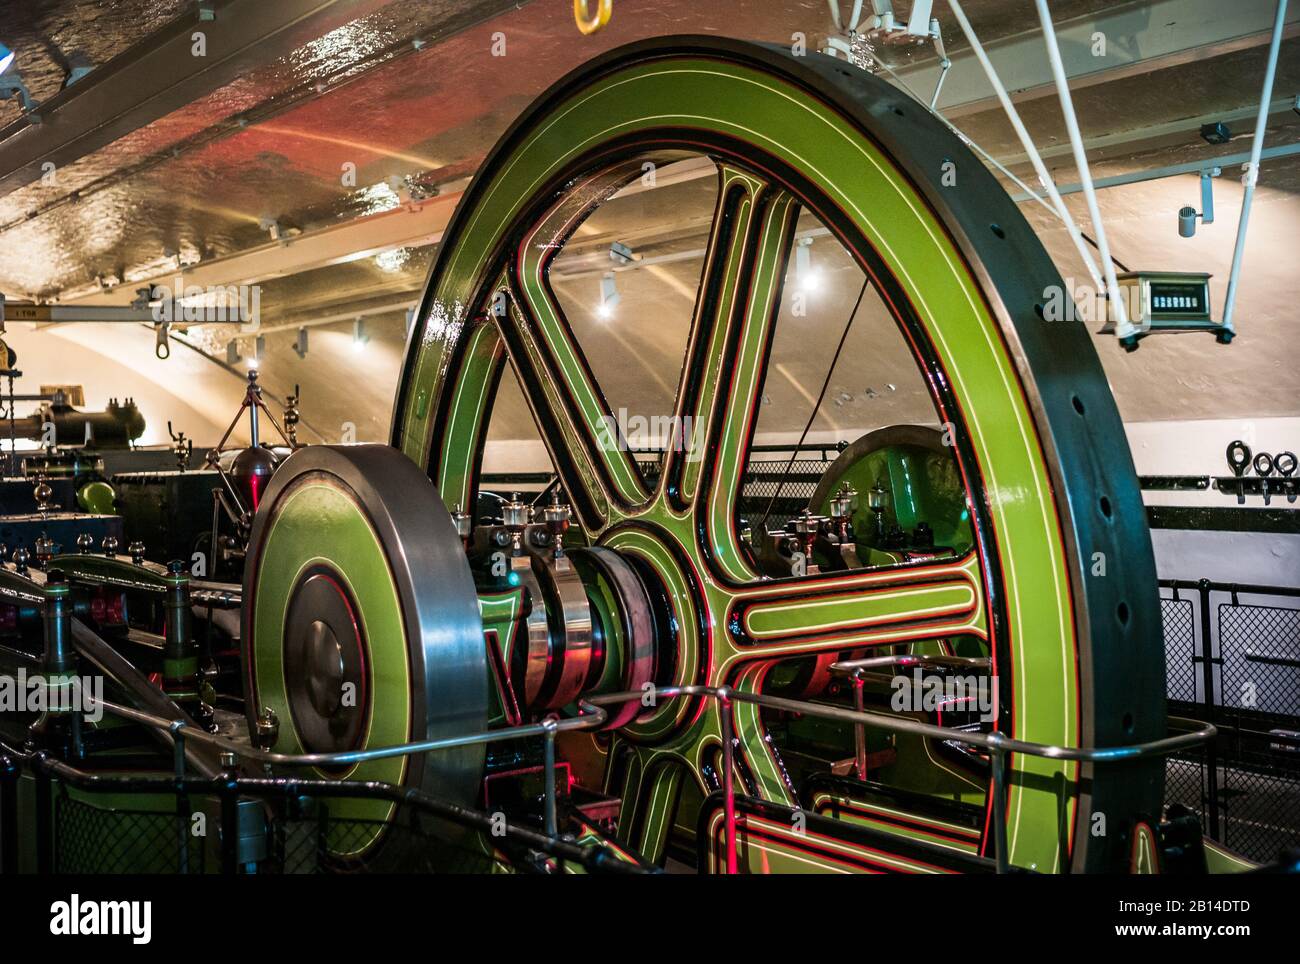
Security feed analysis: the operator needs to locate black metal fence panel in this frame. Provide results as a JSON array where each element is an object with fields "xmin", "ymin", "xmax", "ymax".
[{"xmin": 1160, "ymin": 579, "xmax": 1300, "ymax": 865}]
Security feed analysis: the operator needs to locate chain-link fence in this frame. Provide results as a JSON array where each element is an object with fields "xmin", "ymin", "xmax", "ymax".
[
  {"xmin": 1159, "ymin": 579, "xmax": 1300, "ymax": 865},
  {"xmin": 738, "ymin": 458, "xmax": 839, "ymax": 531},
  {"xmin": 55, "ymin": 795, "xmax": 207, "ymax": 874},
  {"xmin": 485, "ymin": 443, "xmax": 844, "ymax": 532},
  {"xmin": 0, "ymin": 743, "xmax": 648, "ymax": 875},
  {"xmin": 1219, "ymin": 601, "xmax": 1300, "ymax": 716}
]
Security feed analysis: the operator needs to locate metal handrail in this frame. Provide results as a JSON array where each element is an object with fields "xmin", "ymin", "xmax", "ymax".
[
  {"xmin": 89, "ymin": 697, "xmax": 605, "ymax": 769},
  {"xmin": 581, "ymin": 685, "xmax": 1218, "ymax": 875},
  {"xmin": 77, "ymin": 676, "xmax": 1215, "ymax": 875},
  {"xmin": 828, "ymin": 654, "xmax": 992, "ymax": 782},
  {"xmin": 0, "ymin": 738, "xmax": 645, "ymax": 875},
  {"xmin": 830, "ymin": 654, "xmax": 992, "ymax": 674}
]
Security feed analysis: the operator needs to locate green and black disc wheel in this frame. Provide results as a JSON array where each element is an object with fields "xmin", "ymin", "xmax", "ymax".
[
  {"xmin": 394, "ymin": 37, "xmax": 1164, "ymax": 873},
  {"xmin": 242, "ymin": 444, "xmax": 488, "ymax": 869}
]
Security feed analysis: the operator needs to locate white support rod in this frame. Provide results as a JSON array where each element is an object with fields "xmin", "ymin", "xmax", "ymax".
[
  {"xmin": 1033, "ymin": 0, "xmax": 1131, "ymax": 335},
  {"xmin": 945, "ymin": 0, "xmax": 1107, "ymax": 299},
  {"xmin": 1221, "ymin": 0, "xmax": 1289, "ymax": 334}
]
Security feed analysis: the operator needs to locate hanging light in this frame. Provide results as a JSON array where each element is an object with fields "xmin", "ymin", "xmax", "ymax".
[
  {"xmin": 597, "ymin": 271, "xmax": 619, "ymax": 319},
  {"xmin": 352, "ymin": 316, "xmax": 370, "ymax": 352},
  {"xmin": 795, "ymin": 237, "xmax": 821, "ymax": 293}
]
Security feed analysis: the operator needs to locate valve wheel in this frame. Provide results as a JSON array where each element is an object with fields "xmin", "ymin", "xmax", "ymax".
[{"xmin": 393, "ymin": 37, "xmax": 1163, "ymax": 873}]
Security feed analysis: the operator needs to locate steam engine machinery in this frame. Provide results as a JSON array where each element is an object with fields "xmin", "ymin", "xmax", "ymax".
[{"xmin": 0, "ymin": 38, "xmax": 1240, "ymax": 875}]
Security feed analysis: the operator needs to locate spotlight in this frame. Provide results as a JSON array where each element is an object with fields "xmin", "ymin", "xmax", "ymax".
[
  {"xmin": 352, "ymin": 317, "xmax": 370, "ymax": 352},
  {"xmin": 598, "ymin": 272, "xmax": 619, "ymax": 319},
  {"xmin": 1177, "ymin": 169, "xmax": 1217, "ymax": 239},
  {"xmin": 1199, "ymin": 122, "xmax": 1231, "ymax": 145},
  {"xmin": 795, "ymin": 237, "xmax": 820, "ymax": 292}
]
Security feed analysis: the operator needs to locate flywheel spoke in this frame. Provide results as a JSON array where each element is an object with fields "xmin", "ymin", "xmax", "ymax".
[
  {"xmin": 661, "ymin": 166, "xmax": 801, "ymax": 584},
  {"xmin": 719, "ymin": 551, "xmax": 989, "ymax": 671}
]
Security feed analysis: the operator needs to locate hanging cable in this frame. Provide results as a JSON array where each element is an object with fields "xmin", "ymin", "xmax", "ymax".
[{"xmin": 757, "ymin": 277, "xmax": 870, "ymax": 533}]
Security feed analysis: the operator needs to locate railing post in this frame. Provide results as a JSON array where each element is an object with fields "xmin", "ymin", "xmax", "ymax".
[
  {"xmin": 989, "ymin": 741, "xmax": 1009, "ymax": 874},
  {"xmin": 1197, "ymin": 579, "xmax": 1221, "ymax": 840},
  {"xmin": 0, "ymin": 754, "xmax": 17, "ymax": 874},
  {"xmin": 172, "ymin": 723, "xmax": 189, "ymax": 874},
  {"xmin": 219, "ymin": 754, "xmax": 238, "ymax": 875},
  {"xmin": 34, "ymin": 765, "xmax": 52, "ymax": 874},
  {"xmin": 719, "ymin": 688, "xmax": 738, "ymax": 875},
  {"xmin": 852, "ymin": 672, "xmax": 868, "ymax": 779},
  {"xmin": 542, "ymin": 716, "xmax": 558, "ymax": 839}
]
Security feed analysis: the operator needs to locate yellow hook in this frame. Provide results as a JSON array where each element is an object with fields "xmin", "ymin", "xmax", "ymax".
[{"xmin": 573, "ymin": 0, "xmax": 612, "ymax": 35}]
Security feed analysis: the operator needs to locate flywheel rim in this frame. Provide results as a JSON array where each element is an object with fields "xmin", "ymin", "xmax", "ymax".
[{"xmin": 393, "ymin": 37, "xmax": 1163, "ymax": 873}]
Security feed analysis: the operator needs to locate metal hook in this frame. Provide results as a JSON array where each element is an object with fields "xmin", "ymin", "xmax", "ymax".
[
  {"xmin": 573, "ymin": 0, "xmax": 612, "ymax": 35},
  {"xmin": 155, "ymin": 321, "xmax": 171, "ymax": 360}
]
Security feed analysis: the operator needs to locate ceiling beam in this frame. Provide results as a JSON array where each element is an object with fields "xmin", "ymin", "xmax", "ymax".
[
  {"xmin": 994, "ymin": 96, "xmax": 1300, "ymax": 171},
  {"xmin": 0, "ymin": 0, "xmax": 400, "ymax": 199},
  {"xmin": 64, "ymin": 179, "xmax": 470, "ymax": 307},
  {"xmin": 899, "ymin": 0, "xmax": 1300, "ymax": 118},
  {"xmin": 61, "ymin": 157, "xmax": 719, "ymax": 307}
]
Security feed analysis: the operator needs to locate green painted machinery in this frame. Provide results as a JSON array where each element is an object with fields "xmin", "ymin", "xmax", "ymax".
[{"xmin": 235, "ymin": 37, "xmax": 1176, "ymax": 873}]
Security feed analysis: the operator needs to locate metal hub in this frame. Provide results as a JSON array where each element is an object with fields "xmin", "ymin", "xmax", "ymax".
[
  {"xmin": 282, "ymin": 569, "xmax": 367, "ymax": 757},
  {"xmin": 242, "ymin": 444, "xmax": 489, "ymax": 868}
]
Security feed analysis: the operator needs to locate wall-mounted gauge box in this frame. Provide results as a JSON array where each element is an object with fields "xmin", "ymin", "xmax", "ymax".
[{"xmin": 1101, "ymin": 271, "xmax": 1228, "ymax": 348}]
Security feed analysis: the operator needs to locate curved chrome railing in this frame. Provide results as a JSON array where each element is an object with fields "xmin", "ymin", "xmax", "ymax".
[{"xmin": 75, "ymin": 675, "xmax": 1215, "ymax": 875}]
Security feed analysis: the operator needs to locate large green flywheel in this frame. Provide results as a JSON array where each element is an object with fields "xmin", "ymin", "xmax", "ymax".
[
  {"xmin": 242, "ymin": 444, "xmax": 488, "ymax": 869},
  {"xmin": 392, "ymin": 37, "xmax": 1165, "ymax": 873}
]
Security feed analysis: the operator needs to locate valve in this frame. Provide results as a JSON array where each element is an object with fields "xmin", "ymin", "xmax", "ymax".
[
  {"xmin": 502, "ymin": 492, "xmax": 530, "ymax": 559},
  {"xmin": 34, "ymin": 534, "xmax": 54, "ymax": 568},
  {"xmin": 253, "ymin": 706, "xmax": 280, "ymax": 750},
  {"xmin": 790, "ymin": 509, "xmax": 828, "ymax": 576},
  {"xmin": 542, "ymin": 490, "xmax": 572, "ymax": 559},
  {"xmin": 450, "ymin": 503, "xmax": 473, "ymax": 550},
  {"xmin": 283, "ymin": 386, "xmax": 301, "ymax": 448},
  {"xmin": 33, "ymin": 474, "xmax": 53, "ymax": 518},
  {"xmin": 167, "ymin": 421, "xmax": 192, "ymax": 471}
]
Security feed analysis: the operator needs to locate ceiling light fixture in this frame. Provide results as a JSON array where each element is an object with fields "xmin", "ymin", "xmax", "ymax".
[
  {"xmin": 598, "ymin": 271, "xmax": 620, "ymax": 319},
  {"xmin": 795, "ymin": 237, "xmax": 821, "ymax": 293}
]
